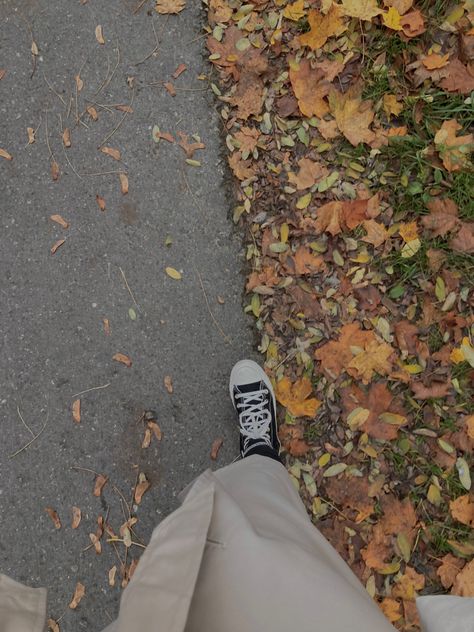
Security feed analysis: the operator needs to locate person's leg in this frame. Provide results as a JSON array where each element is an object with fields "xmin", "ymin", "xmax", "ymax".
[{"xmin": 229, "ymin": 359, "xmax": 282, "ymax": 463}]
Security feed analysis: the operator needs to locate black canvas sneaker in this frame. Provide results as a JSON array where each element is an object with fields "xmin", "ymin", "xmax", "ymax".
[{"xmin": 229, "ymin": 360, "xmax": 281, "ymax": 459}]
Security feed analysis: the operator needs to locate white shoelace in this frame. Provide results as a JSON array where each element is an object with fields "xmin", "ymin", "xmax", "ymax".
[{"xmin": 235, "ymin": 388, "xmax": 272, "ymax": 452}]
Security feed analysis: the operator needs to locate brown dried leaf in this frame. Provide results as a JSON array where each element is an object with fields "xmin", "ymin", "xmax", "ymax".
[
  {"xmin": 279, "ymin": 424, "xmax": 310, "ymax": 456},
  {"xmin": 228, "ymin": 151, "xmax": 256, "ymax": 181},
  {"xmin": 62, "ymin": 128, "xmax": 71, "ymax": 147},
  {"xmin": 72, "ymin": 399, "xmax": 81, "ymax": 423},
  {"xmin": 289, "ymin": 58, "xmax": 330, "ymax": 118},
  {"xmin": 100, "ymin": 146, "xmax": 121, "ymax": 161},
  {"xmin": 119, "ymin": 173, "xmax": 129, "ymax": 195},
  {"xmin": 315, "ymin": 323, "xmax": 376, "ymax": 379},
  {"xmin": 450, "ymin": 223, "xmax": 474, "ymax": 253},
  {"xmin": 210, "ymin": 437, "xmax": 224, "ymax": 460},
  {"xmin": 229, "ymin": 72, "xmax": 264, "ymax": 120},
  {"xmin": 439, "ymin": 59, "xmax": 474, "ymax": 95},
  {"xmin": 93, "ymin": 474, "xmax": 108, "ymax": 497},
  {"xmin": 48, "ymin": 619, "xmax": 60, "ymax": 632},
  {"xmin": 87, "ymin": 106, "xmax": 98, "ymax": 121},
  {"xmin": 164, "ymin": 375, "xmax": 173, "ymax": 393},
  {"xmin": 164, "ymin": 81, "xmax": 176, "ymax": 96},
  {"xmin": 69, "ymin": 582, "xmax": 85, "ymax": 609},
  {"xmin": 411, "ymin": 380, "xmax": 452, "ymax": 400},
  {"xmin": 134, "ymin": 473, "xmax": 150, "ymax": 504},
  {"xmin": 72, "ymin": 506, "xmax": 82, "ymax": 529},
  {"xmin": 45, "ymin": 507, "xmax": 61, "ymax": 529},
  {"xmin": 288, "ymin": 158, "xmax": 328, "ymax": 190},
  {"xmin": 361, "ymin": 219, "xmax": 388, "ymax": 246},
  {"xmin": 142, "ymin": 427, "xmax": 152, "ymax": 448},
  {"xmin": 0, "ymin": 148, "xmax": 12, "ymax": 160},
  {"xmin": 400, "ymin": 9, "xmax": 425, "ymax": 37},
  {"xmin": 177, "ymin": 132, "xmax": 205, "ymax": 158},
  {"xmin": 156, "ymin": 0, "xmax": 186, "ymax": 14},
  {"xmin": 172, "ymin": 63, "xmax": 187, "ymax": 78},
  {"xmin": 437, "ymin": 553, "xmax": 465, "ymax": 589},
  {"xmin": 330, "ymin": 88, "xmax": 375, "ymax": 146},
  {"xmin": 450, "ymin": 495, "xmax": 474, "ymax": 527},
  {"xmin": 434, "ymin": 119, "xmax": 473, "ymax": 172},
  {"xmin": 452, "ymin": 559, "xmax": 474, "ymax": 596},
  {"xmin": 148, "ymin": 421, "xmax": 162, "ymax": 441},
  {"xmin": 422, "ymin": 198, "xmax": 460, "ymax": 237},
  {"xmin": 50, "ymin": 239, "xmax": 65, "ymax": 255},
  {"xmin": 108, "ymin": 565, "xmax": 117, "ymax": 586},
  {"xmin": 96, "ymin": 195, "xmax": 106, "ymax": 211},
  {"xmin": 0, "ymin": 69, "xmax": 6, "ymax": 81},
  {"xmin": 51, "ymin": 160, "xmax": 60, "ymax": 180},
  {"xmin": 103, "ymin": 318, "xmax": 110, "ymax": 335},
  {"xmin": 50, "ymin": 214, "xmax": 69, "ymax": 229},
  {"xmin": 113, "ymin": 352, "xmax": 132, "ymax": 367},
  {"xmin": 347, "ymin": 339, "xmax": 394, "ymax": 384},
  {"xmin": 95, "ymin": 25, "xmax": 105, "ymax": 44},
  {"xmin": 27, "ymin": 127, "xmax": 36, "ymax": 144},
  {"xmin": 299, "ymin": 5, "xmax": 347, "ymax": 50}
]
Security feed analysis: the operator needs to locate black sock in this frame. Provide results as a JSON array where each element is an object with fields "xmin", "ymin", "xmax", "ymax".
[{"xmin": 244, "ymin": 444, "xmax": 283, "ymax": 464}]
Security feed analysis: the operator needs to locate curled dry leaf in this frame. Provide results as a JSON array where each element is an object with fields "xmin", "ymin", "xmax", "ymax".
[
  {"xmin": 210, "ymin": 437, "xmax": 224, "ymax": 460},
  {"xmin": 50, "ymin": 239, "xmax": 65, "ymax": 255},
  {"xmin": 164, "ymin": 82, "xmax": 176, "ymax": 96},
  {"xmin": 0, "ymin": 148, "xmax": 13, "ymax": 160},
  {"xmin": 27, "ymin": 127, "xmax": 36, "ymax": 144},
  {"xmin": 437, "ymin": 553, "xmax": 465, "ymax": 589},
  {"xmin": 148, "ymin": 421, "xmax": 162, "ymax": 441},
  {"xmin": 71, "ymin": 506, "xmax": 82, "ymax": 529},
  {"xmin": 75, "ymin": 74, "xmax": 83, "ymax": 92},
  {"xmin": 93, "ymin": 474, "xmax": 108, "ymax": 497},
  {"xmin": 87, "ymin": 106, "xmax": 98, "ymax": 121},
  {"xmin": 62, "ymin": 128, "xmax": 71, "ymax": 147},
  {"xmin": 69, "ymin": 582, "xmax": 85, "ymax": 609},
  {"xmin": 434, "ymin": 119, "xmax": 473, "ymax": 172},
  {"xmin": 0, "ymin": 69, "xmax": 6, "ymax": 81},
  {"xmin": 45, "ymin": 507, "xmax": 61, "ymax": 529},
  {"xmin": 156, "ymin": 0, "xmax": 186, "ymax": 14},
  {"xmin": 51, "ymin": 160, "xmax": 60, "ymax": 181},
  {"xmin": 119, "ymin": 172, "xmax": 129, "ymax": 195},
  {"xmin": 109, "ymin": 565, "xmax": 117, "ymax": 586},
  {"xmin": 96, "ymin": 195, "xmax": 106, "ymax": 211},
  {"xmin": 113, "ymin": 353, "xmax": 132, "ymax": 367},
  {"xmin": 103, "ymin": 318, "xmax": 110, "ymax": 335},
  {"xmin": 48, "ymin": 619, "xmax": 60, "ymax": 632},
  {"xmin": 142, "ymin": 427, "xmax": 152, "ymax": 448},
  {"xmin": 72, "ymin": 399, "xmax": 81, "ymax": 423},
  {"xmin": 400, "ymin": 9, "xmax": 425, "ymax": 37},
  {"xmin": 50, "ymin": 214, "xmax": 69, "ymax": 229},
  {"xmin": 134, "ymin": 473, "xmax": 150, "ymax": 504},
  {"xmin": 100, "ymin": 146, "xmax": 121, "ymax": 161},
  {"xmin": 95, "ymin": 25, "xmax": 105, "ymax": 44},
  {"xmin": 172, "ymin": 63, "xmax": 187, "ymax": 78},
  {"xmin": 164, "ymin": 375, "xmax": 173, "ymax": 393},
  {"xmin": 340, "ymin": 0, "xmax": 382, "ymax": 20}
]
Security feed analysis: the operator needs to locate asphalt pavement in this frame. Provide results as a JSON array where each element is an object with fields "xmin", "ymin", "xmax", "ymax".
[{"xmin": 0, "ymin": 0, "xmax": 256, "ymax": 628}]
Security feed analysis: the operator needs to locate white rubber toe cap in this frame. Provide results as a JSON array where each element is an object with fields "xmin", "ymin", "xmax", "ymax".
[{"xmin": 229, "ymin": 359, "xmax": 275, "ymax": 407}]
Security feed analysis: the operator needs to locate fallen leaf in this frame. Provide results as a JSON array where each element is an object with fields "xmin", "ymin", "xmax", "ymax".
[
  {"xmin": 50, "ymin": 214, "xmax": 69, "ymax": 229},
  {"xmin": 422, "ymin": 53, "xmax": 450, "ymax": 70},
  {"xmin": 89, "ymin": 532, "xmax": 102, "ymax": 554},
  {"xmin": 119, "ymin": 173, "xmax": 129, "ymax": 195},
  {"xmin": 50, "ymin": 239, "xmax": 65, "ymax": 255},
  {"xmin": 27, "ymin": 127, "xmax": 36, "ymax": 144},
  {"xmin": 96, "ymin": 195, "xmax": 106, "ymax": 211},
  {"xmin": 383, "ymin": 94, "xmax": 403, "ymax": 117},
  {"xmin": 51, "ymin": 160, "xmax": 60, "ymax": 181},
  {"xmin": 283, "ymin": 0, "xmax": 306, "ymax": 21},
  {"xmin": 400, "ymin": 9, "xmax": 425, "ymax": 37},
  {"xmin": 142, "ymin": 427, "xmax": 152, "ymax": 448},
  {"xmin": 164, "ymin": 81, "xmax": 176, "ymax": 96},
  {"xmin": 452, "ymin": 559, "xmax": 474, "ymax": 596},
  {"xmin": 450, "ymin": 495, "xmax": 474, "ymax": 527},
  {"xmin": 330, "ymin": 89, "xmax": 375, "ymax": 146},
  {"xmin": 172, "ymin": 63, "xmax": 187, "ymax": 78},
  {"xmin": 450, "ymin": 223, "xmax": 474, "ymax": 253},
  {"xmin": 0, "ymin": 148, "xmax": 13, "ymax": 160},
  {"xmin": 411, "ymin": 380, "xmax": 452, "ymax": 399},
  {"xmin": 87, "ymin": 105, "xmax": 98, "ymax": 120},
  {"xmin": 210, "ymin": 437, "xmax": 224, "ymax": 460},
  {"xmin": 347, "ymin": 339, "xmax": 394, "ymax": 384},
  {"xmin": 95, "ymin": 25, "xmax": 105, "ymax": 44},
  {"xmin": 456, "ymin": 457, "xmax": 472, "ymax": 491},
  {"xmin": 382, "ymin": 6, "xmax": 403, "ymax": 30},
  {"xmin": 228, "ymin": 151, "xmax": 256, "ymax": 180},
  {"xmin": 45, "ymin": 507, "xmax": 61, "ymax": 529},
  {"xmin": 392, "ymin": 567, "xmax": 425, "ymax": 600},
  {"xmin": 72, "ymin": 399, "xmax": 81, "ymax": 423},
  {"xmin": 362, "ymin": 219, "xmax": 389, "ymax": 246},
  {"xmin": 93, "ymin": 474, "xmax": 108, "ymax": 497},
  {"xmin": 278, "ymin": 424, "xmax": 310, "ymax": 456},
  {"xmin": 103, "ymin": 318, "xmax": 110, "ymax": 335},
  {"xmin": 422, "ymin": 198, "xmax": 460, "ymax": 237},
  {"xmin": 113, "ymin": 353, "xmax": 132, "ymax": 367},
  {"xmin": 399, "ymin": 221, "xmax": 418, "ymax": 242},
  {"xmin": 31, "ymin": 41, "xmax": 39, "ymax": 55},
  {"xmin": 177, "ymin": 132, "xmax": 205, "ymax": 158},
  {"xmin": 310, "ymin": 199, "xmax": 369, "ymax": 235},
  {"xmin": 164, "ymin": 375, "xmax": 173, "ymax": 393},
  {"xmin": 60, "ymin": 128, "xmax": 71, "ymax": 149},
  {"xmin": 0, "ymin": 69, "xmax": 6, "ymax": 81},
  {"xmin": 115, "ymin": 104, "xmax": 134, "ymax": 113},
  {"xmin": 48, "ymin": 619, "xmax": 60, "ymax": 632},
  {"xmin": 69, "ymin": 582, "xmax": 85, "ymax": 609},
  {"xmin": 100, "ymin": 146, "xmax": 121, "ymax": 161},
  {"xmin": 288, "ymin": 158, "xmax": 328, "ymax": 190},
  {"xmin": 291, "ymin": 247, "xmax": 324, "ymax": 275},
  {"xmin": 109, "ymin": 565, "xmax": 117, "ymax": 586},
  {"xmin": 75, "ymin": 74, "xmax": 83, "ymax": 91},
  {"xmin": 437, "ymin": 553, "xmax": 465, "ymax": 589},
  {"xmin": 299, "ymin": 5, "xmax": 346, "ymax": 50},
  {"xmin": 380, "ymin": 598, "xmax": 402, "ymax": 622},
  {"xmin": 316, "ymin": 323, "xmax": 376, "ymax": 379},
  {"xmin": 156, "ymin": 0, "xmax": 185, "ymax": 14},
  {"xmin": 208, "ymin": 0, "xmax": 232, "ymax": 23},
  {"xmin": 134, "ymin": 473, "xmax": 150, "ymax": 504},
  {"xmin": 72, "ymin": 506, "xmax": 82, "ymax": 529},
  {"xmin": 229, "ymin": 71, "xmax": 265, "ymax": 120},
  {"xmin": 165, "ymin": 266, "xmax": 182, "ymax": 280},
  {"xmin": 439, "ymin": 59, "xmax": 474, "ymax": 95},
  {"xmin": 434, "ymin": 119, "xmax": 473, "ymax": 172},
  {"xmin": 275, "ymin": 376, "xmax": 320, "ymax": 418},
  {"xmin": 383, "ymin": 0, "xmax": 413, "ymax": 14},
  {"xmin": 148, "ymin": 421, "xmax": 162, "ymax": 441},
  {"xmin": 289, "ymin": 58, "xmax": 330, "ymax": 118},
  {"xmin": 340, "ymin": 0, "xmax": 382, "ymax": 20}
]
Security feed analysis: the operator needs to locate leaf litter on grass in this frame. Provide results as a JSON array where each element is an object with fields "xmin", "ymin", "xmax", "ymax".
[{"xmin": 205, "ymin": 0, "xmax": 474, "ymax": 627}]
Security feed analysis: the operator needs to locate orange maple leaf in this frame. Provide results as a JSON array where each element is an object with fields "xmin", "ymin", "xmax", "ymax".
[
  {"xmin": 288, "ymin": 157, "xmax": 328, "ymax": 190},
  {"xmin": 289, "ymin": 58, "xmax": 330, "ymax": 118},
  {"xmin": 347, "ymin": 339, "xmax": 394, "ymax": 384},
  {"xmin": 299, "ymin": 5, "xmax": 346, "ymax": 50},
  {"xmin": 315, "ymin": 322, "xmax": 376, "ymax": 379},
  {"xmin": 434, "ymin": 119, "xmax": 473, "ymax": 172},
  {"xmin": 275, "ymin": 376, "xmax": 321, "ymax": 418},
  {"xmin": 330, "ymin": 88, "xmax": 375, "ymax": 146}
]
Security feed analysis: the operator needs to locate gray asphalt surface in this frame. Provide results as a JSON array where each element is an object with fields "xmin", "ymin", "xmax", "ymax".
[{"xmin": 0, "ymin": 0, "xmax": 256, "ymax": 629}]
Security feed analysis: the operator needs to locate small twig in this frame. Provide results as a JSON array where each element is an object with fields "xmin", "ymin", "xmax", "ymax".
[
  {"xmin": 44, "ymin": 110, "xmax": 54, "ymax": 160},
  {"xmin": 184, "ymin": 32, "xmax": 208, "ymax": 45},
  {"xmin": 195, "ymin": 268, "xmax": 231, "ymax": 344},
  {"xmin": 112, "ymin": 485, "xmax": 132, "ymax": 519},
  {"xmin": 275, "ymin": 349, "xmax": 297, "ymax": 371},
  {"xmin": 17, "ymin": 405, "xmax": 35, "ymax": 437},
  {"xmin": 319, "ymin": 497, "xmax": 351, "ymax": 521},
  {"xmin": 66, "ymin": 94, "xmax": 73, "ymax": 119},
  {"xmin": 61, "ymin": 142, "xmax": 83, "ymax": 180},
  {"xmin": 133, "ymin": 15, "xmax": 168, "ymax": 65},
  {"xmin": 181, "ymin": 168, "xmax": 204, "ymax": 214},
  {"xmin": 43, "ymin": 72, "xmax": 66, "ymax": 107},
  {"xmin": 71, "ymin": 383, "xmax": 111, "ymax": 398},
  {"xmin": 145, "ymin": 82, "xmax": 208, "ymax": 92},
  {"xmin": 10, "ymin": 414, "xmax": 48, "ymax": 459},
  {"xmin": 133, "ymin": 0, "xmax": 148, "ymax": 14},
  {"xmin": 94, "ymin": 41, "xmax": 120, "ymax": 98},
  {"xmin": 107, "ymin": 538, "xmax": 146, "ymax": 549},
  {"xmin": 81, "ymin": 169, "xmax": 125, "ymax": 176},
  {"xmin": 119, "ymin": 266, "xmax": 141, "ymax": 312},
  {"xmin": 17, "ymin": 11, "xmax": 37, "ymax": 79},
  {"xmin": 97, "ymin": 89, "xmax": 135, "ymax": 149},
  {"xmin": 72, "ymin": 466, "xmax": 102, "ymax": 477}
]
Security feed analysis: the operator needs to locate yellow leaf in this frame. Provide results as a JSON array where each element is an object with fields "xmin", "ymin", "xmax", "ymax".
[
  {"xmin": 378, "ymin": 412, "xmax": 408, "ymax": 425},
  {"xmin": 383, "ymin": 94, "xmax": 403, "ymax": 117},
  {"xmin": 382, "ymin": 5, "xmax": 402, "ymax": 28},
  {"xmin": 276, "ymin": 376, "xmax": 321, "ymax": 418},
  {"xmin": 330, "ymin": 89, "xmax": 375, "ymax": 146},
  {"xmin": 318, "ymin": 453, "xmax": 331, "ymax": 467},
  {"xmin": 340, "ymin": 0, "xmax": 382, "ymax": 20},
  {"xmin": 95, "ymin": 25, "xmax": 105, "ymax": 44},
  {"xmin": 0, "ymin": 148, "xmax": 13, "ymax": 161},
  {"xmin": 280, "ymin": 223, "xmax": 289, "ymax": 243},
  {"xmin": 451, "ymin": 346, "xmax": 466, "ymax": 364},
  {"xmin": 427, "ymin": 483, "xmax": 442, "ymax": 506},
  {"xmin": 347, "ymin": 340, "xmax": 394, "ymax": 384},
  {"xmin": 283, "ymin": 0, "xmax": 306, "ymax": 21},
  {"xmin": 401, "ymin": 237, "xmax": 421, "ymax": 258},
  {"xmin": 399, "ymin": 221, "xmax": 418, "ymax": 242},
  {"xmin": 422, "ymin": 53, "xmax": 450, "ymax": 70},
  {"xmin": 346, "ymin": 407, "xmax": 370, "ymax": 430},
  {"xmin": 166, "ymin": 266, "xmax": 182, "ymax": 280},
  {"xmin": 296, "ymin": 192, "xmax": 312, "ymax": 209},
  {"xmin": 299, "ymin": 5, "xmax": 346, "ymax": 50},
  {"xmin": 156, "ymin": 0, "xmax": 186, "ymax": 13}
]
